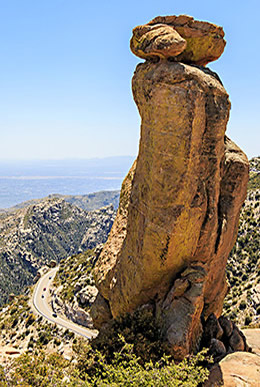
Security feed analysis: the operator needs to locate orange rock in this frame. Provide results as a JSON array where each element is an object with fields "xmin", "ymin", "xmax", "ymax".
[
  {"xmin": 130, "ymin": 14, "xmax": 226, "ymax": 65},
  {"xmin": 130, "ymin": 24, "xmax": 186, "ymax": 60},
  {"xmin": 92, "ymin": 19, "xmax": 248, "ymax": 359},
  {"xmin": 148, "ymin": 15, "xmax": 226, "ymax": 65}
]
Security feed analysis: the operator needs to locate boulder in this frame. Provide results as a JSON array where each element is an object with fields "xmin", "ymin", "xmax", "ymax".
[
  {"xmin": 204, "ymin": 352, "xmax": 260, "ymax": 387},
  {"xmin": 156, "ymin": 265, "xmax": 206, "ymax": 359},
  {"xmin": 229, "ymin": 326, "xmax": 245, "ymax": 352},
  {"xmin": 202, "ymin": 314, "xmax": 224, "ymax": 347},
  {"xmin": 92, "ymin": 16, "xmax": 249, "ymax": 358},
  {"xmin": 64, "ymin": 303, "xmax": 93, "ymax": 328},
  {"xmin": 90, "ymin": 293, "xmax": 112, "ymax": 330},
  {"xmin": 209, "ymin": 338, "xmax": 226, "ymax": 359},
  {"xmin": 78, "ymin": 285, "xmax": 98, "ymax": 306},
  {"xmin": 131, "ymin": 15, "xmax": 226, "ymax": 65},
  {"xmin": 218, "ymin": 315, "xmax": 233, "ymax": 338},
  {"xmin": 130, "ymin": 23, "xmax": 186, "ymax": 60}
]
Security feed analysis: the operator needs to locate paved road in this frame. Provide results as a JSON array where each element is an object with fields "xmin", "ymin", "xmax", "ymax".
[{"xmin": 33, "ymin": 267, "xmax": 98, "ymax": 340}]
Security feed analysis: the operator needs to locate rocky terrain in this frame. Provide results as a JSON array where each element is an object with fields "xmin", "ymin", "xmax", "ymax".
[
  {"xmin": 52, "ymin": 248, "xmax": 98, "ymax": 329},
  {"xmin": 223, "ymin": 157, "xmax": 260, "ymax": 327},
  {"xmin": 0, "ymin": 291, "xmax": 78, "ymax": 365},
  {"xmin": 0, "ymin": 197, "xmax": 115, "ymax": 306},
  {"xmin": 92, "ymin": 14, "xmax": 249, "ymax": 360}
]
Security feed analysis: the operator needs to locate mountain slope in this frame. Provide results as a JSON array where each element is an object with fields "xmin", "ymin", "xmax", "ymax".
[
  {"xmin": 0, "ymin": 198, "xmax": 115, "ymax": 306},
  {"xmin": 224, "ymin": 157, "xmax": 260, "ymax": 326}
]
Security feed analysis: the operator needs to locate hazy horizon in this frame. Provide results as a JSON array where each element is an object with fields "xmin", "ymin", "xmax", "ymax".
[{"xmin": 0, "ymin": 156, "xmax": 134, "ymax": 208}]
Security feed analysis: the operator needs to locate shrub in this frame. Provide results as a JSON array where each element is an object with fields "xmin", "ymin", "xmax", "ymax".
[
  {"xmin": 54, "ymin": 337, "xmax": 61, "ymax": 346},
  {"xmin": 91, "ymin": 306, "xmax": 169, "ymax": 365},
  {"xmin": 10, "ymin": 307, "xmax": 17, "ymax": 315},
  {"xmin": 38, "ymin": 331, "xmax": 50, "ymax": 345},
  {"xmin": 25, "ymin": 314, "xmax": 36, "ymax": 328},
  {"xmin": 73, "ymin": 338, "xmax": 210, "ymax": 387},
  {"xmin": 11, "ymin": 317, "xmax": 18, "ymax": 328},
  {"xmin": 239, "ymin": 300, "xmax": 247, "ymax": 310},
  {"xmin": 244, "ymin": 315, "xmax": 252, "ymax": 326}
]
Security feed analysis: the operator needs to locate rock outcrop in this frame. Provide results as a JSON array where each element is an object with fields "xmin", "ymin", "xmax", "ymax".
[{"xmin": 92, "ymin": 15, "xmax": 249, "ymax": 359}]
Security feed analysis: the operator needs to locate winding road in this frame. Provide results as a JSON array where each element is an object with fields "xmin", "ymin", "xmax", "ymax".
[{"xmin": 32, "ymin": 267, "xmax": 98, "ymax": 340}]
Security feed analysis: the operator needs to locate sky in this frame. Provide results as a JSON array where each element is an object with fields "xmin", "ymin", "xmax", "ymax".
[{"xmin": 0, "ymin": 0, "xmax": 259, "ymax": 160}]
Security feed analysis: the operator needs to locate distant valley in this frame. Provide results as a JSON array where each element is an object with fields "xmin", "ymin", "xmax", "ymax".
[{"xmin": 0, "ymin": 156, "xmax": 133, "ymax": 209}]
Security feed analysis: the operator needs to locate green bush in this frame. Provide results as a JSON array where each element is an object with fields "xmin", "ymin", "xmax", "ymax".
[
  {"xmin": 5, "ymin": 344, "xmax": 210, "ymax": 387},
  {"xmin": 91, "ymin": 307, "xmax": 169, "ymax": 365},
  {"xmin": 72, "ymin": 338, "xmax": 210, "ymax": 387},
  {"xmin": 38, "ymin": 331, "xmax": 50, "ymax": 345},
  {"xmin": 54, "ymin": 337, "xmax": 61, "ymax": 346},
  {"xmin": 25, "ymin": 314, "xmax": 36, "ymax": 328},
  {"xmin": 239, "ymin": 300, "xmax": 247, "ymax": 310}
]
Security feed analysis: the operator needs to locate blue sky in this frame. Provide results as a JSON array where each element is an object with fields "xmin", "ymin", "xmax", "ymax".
[{"xmin": 0, "ymin": 0, "xmax": 259, "ymax": 160}]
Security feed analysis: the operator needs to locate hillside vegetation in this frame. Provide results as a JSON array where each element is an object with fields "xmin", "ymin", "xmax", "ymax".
[
  {"xmin": 0, "ymin": 292, "xmax": 210, "ymax": 386},
  {"xmin": 0, "ymin": 197, "xmax": 115, "ymax": 306},
  {"xmin": 223, "ymin": 157, "xmax": 260, "ymax": 326},
  {"xmin": 248, "ymin": 157, "xmax": 260, "ymax": 190}
]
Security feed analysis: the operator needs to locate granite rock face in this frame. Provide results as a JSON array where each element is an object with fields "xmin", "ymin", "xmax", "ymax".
[{"xmin": 92, "ymin": 16, "xmax": 249, "ymax": 358}]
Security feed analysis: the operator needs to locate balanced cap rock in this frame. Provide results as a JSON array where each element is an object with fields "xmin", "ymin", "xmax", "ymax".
[
  {"xmin": 130, "ymin": 14, "xmax": 226, "ymax": 65},
  {"xmin": 91, "ymin": 15, "xmax": 249, "ymax": 360}
]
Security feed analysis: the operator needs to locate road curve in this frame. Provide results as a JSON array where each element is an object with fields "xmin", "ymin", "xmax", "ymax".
[{"xmin": 32, "ymin": 267, "xmax": 98, "ymax": 340}]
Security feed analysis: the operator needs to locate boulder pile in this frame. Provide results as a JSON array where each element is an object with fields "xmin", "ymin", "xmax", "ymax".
[
  {"xmin": 202, "ymin": 314, "xmax": 250, "ymax": 362},
  {"xmin": 91, "ymin": 15, "xmax": 249, "ymax": 359}
]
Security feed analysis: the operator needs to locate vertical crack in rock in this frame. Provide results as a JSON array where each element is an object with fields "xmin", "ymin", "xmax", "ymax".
[{"xmin": 91, "ymin": 15, "xmax": 249, "ymax": 359}]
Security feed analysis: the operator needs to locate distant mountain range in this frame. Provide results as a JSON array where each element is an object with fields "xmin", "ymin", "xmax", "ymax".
[{"xmin": 0, "ymin": 156, "xmax": 134, "ymax": 209}]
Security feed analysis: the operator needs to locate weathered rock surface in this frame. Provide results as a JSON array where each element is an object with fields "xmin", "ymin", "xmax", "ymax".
[
  {"xmin": 201, "ymin": 314, "xmax": 250, "ymax": 362},
  {"xmin": 131, "ymin": 15, "xmax": 226, "ymax": 65},
  {"xmin": 64, "ymin": 303, "xmax": 93, "ymax": 328},
  {"xmin": 130, "ymin": 23, "xmax": 187, "ymax": 60},
  {"xmin": 204, "ymin": 352, "xmax": 260, "ymax": 387},
  {"xmin": 242, "ymin": 329, "xmax": 260, "ymax": 355},
  {"xmin": 92, "ymin": 16, "xmax": 249, "ymax": 358},
  {"xmin": 78, "ymin": 285, "xmax": 98, "ymax": 307}
]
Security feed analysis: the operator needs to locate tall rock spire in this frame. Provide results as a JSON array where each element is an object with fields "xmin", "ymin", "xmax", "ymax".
[{"xmin": 91, "ymin": 15, "xmax": 249, "ymax": 359}]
